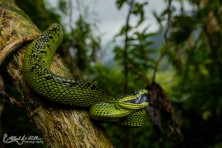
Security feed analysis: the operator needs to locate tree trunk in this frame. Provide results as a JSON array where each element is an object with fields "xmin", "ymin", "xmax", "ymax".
[{"xmin": 0, "ymin": 0, "xmax": 113, "ymax": 147}]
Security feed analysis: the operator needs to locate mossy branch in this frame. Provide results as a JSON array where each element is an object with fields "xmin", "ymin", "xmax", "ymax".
[{"xmin": 0, "ymin": 0, "xmax": 113, "ymax": 147}]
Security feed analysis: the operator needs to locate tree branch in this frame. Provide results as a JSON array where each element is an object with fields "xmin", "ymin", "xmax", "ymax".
[
  {"xmin": 0, "ymin": 0, "xmax": 113, "ymax": 147},
  {"xmin": 152, "ymin": 0, "xmax": 172, "ymax": 82},
  {"xmin": 124, "ymin": 0, "xmax": 135, "ymax": 92}
]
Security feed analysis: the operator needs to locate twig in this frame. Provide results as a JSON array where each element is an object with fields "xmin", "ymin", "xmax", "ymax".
[
  {"xmin": 69, "ymin": 0, "xmax": 76, "ymax": 46},
  {"xmin": 152, "ymin": 0, "xmax": 172, "ymax": 82},
  {"xmin": 124, "ymin": 0, "xmax": 135, "ymax": 92},
  {"xmin": 126, "ymin": 59, "xmax": 149, "ymax": 84},
  {"xmin": 68, "ymin": 0, "xmax": 73, "ymax": 32},
  {"xmin": 0, "ymin": 88, "xmax": 25, "ymax": 108}
]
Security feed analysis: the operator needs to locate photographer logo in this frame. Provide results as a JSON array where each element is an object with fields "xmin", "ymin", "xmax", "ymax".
[{"xmin": 3, "ymin": 133, "xmax": 44, "ymax": 145}]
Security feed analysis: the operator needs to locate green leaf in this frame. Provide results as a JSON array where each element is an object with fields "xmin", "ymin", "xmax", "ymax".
[{"xmin": 116, "ymin": 0, "xmax": 126, "ymax": 9}]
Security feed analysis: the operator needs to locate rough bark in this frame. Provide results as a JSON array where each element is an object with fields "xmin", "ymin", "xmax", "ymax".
[{"xmin": 0, "ymin": 0, "xmax": 113, "ymax": 147}]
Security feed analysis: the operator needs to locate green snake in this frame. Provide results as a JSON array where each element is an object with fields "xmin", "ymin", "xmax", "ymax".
[{"xmin": 23, "ymin": 23, "xmax": 149, "ymax": 127}]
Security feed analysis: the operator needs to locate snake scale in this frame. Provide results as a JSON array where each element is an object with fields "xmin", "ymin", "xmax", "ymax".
[{"xmin": 23, "ymin": 23, "xmax": 149, "ymax": 126}]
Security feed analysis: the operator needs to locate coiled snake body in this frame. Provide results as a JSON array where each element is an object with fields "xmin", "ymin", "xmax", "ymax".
[{"xmin": 23, "ymin": 24, "xmax": 149, "ymax": 126}]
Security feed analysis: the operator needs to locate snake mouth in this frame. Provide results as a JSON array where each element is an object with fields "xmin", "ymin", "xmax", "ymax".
[{"xmin": 128, "ymin": 94, "xmax": 148, "ymax": 104}]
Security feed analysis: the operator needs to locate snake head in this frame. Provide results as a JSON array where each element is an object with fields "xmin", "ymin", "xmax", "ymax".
[
  {"xmin": 90, "ymin": 89, "xmax": 148, "ymax": 126},
  {"xmin": 117, "ymin": 89, "xmax": 149, "ymax": 110},
  {"xmin": 128, "ymin": 89, "xmax": 148, "ymax": 104}
]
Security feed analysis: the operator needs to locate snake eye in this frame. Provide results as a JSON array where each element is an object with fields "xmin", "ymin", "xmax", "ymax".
[{"xmin": 132, "ymin": 90, "xmax": 138, "ymax": 95}]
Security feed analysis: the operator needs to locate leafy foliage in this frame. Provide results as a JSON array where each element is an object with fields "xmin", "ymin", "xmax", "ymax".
[{"xmin": 15, "ymin": 0, "xmax": 61, "ymax": 30}]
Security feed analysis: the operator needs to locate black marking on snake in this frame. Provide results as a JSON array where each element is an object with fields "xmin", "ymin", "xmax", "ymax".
[
  {"xmin": 30, "ymin": 66, "xmax": 35, "ymax": 72},
  {"xmin": 102, "ymin": 90, "xmax": 109, "ymax": 95},
  {"xmin": 59, "ymin": 79, "xmax": 77, "ymax": 87},
  {"xmin": 49, "ymin": 27, "xmax": 59, "ymax": 33},
  {"xmin": 85, "ymin": 82, "xmax": 92, "ymax": 88},
  {"xmin": 39, "ymin": 50, "xmax": 47, "ymax": 54},
  {"xmin": 69, "ymin": 82, "xmax": 77, "ymax": 87},
  {"xmin": 39, "ymin": 37, "xmax": 47, "ymax": 42},
  {"xmin": 49, "ymin": 35, "xmax": 53, "ymax": 39},
  {"xmin": 29, "ymin": 54, "xmax": 35, "ymax": 58},
  {"xmin": 36, "ymin": 43, "xmax": 43, "ymax": 50},
  {"xmin": 44, "ymin": 75, "xmax": 53, "ymax": 80},
  {"xmin": 30, "ymin": 63, "xmax": 41, "ymax": 72},
  {"xmin": 56, "ymin": 77, "xmax": 77, "ymax": 87},
  {"xmin": 90, "ymin": 84, "xmax": 96, "ymax": 90}
]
